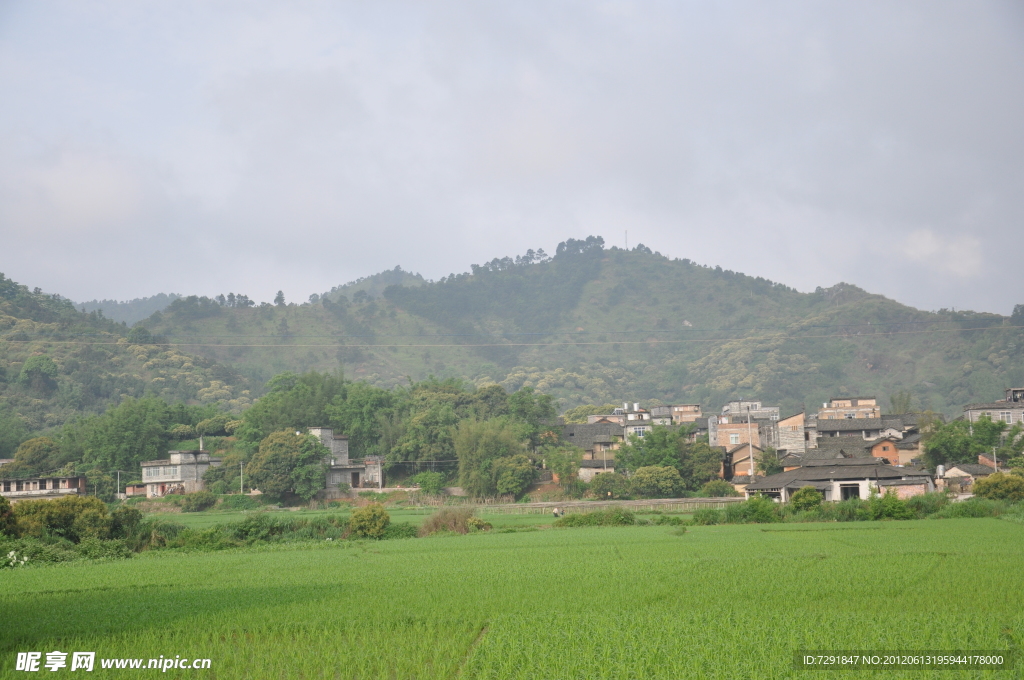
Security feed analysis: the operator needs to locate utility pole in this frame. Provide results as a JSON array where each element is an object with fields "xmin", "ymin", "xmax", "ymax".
[
  {"xmin": 993, "ymin": 447, "xmax": 998, "ymax": 473},
  {"xmin": 747, "ymin": 408, "xmax": 754, "ymax": 477},
  {"xmin": 240, "ymin": 462, "xmax": 244, "ymax": 495}
]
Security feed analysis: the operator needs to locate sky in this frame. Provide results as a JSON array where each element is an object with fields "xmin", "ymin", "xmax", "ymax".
[{"xmin": 1, "ymin": 1, "xmax": 1022, "ymax": 313}]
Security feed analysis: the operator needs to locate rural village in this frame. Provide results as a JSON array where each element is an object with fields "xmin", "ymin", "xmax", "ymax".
[{"xmin": 4, "ymin": 388, "xmax": 1023, "ymax": 508}]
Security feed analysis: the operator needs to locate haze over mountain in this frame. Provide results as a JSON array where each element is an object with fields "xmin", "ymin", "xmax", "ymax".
[{"xmin": 128, "ymin": 237, "xmax": 1024, "ymax": 419}]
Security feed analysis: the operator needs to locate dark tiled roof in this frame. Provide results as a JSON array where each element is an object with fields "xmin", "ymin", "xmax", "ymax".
[
  {"xmin": 746, "ymin": 459, "xmax": 931, "ymax": 491},
  {"xmin": 562, "ymin": 422, "xmax": 624, "ymax": 452},
  {"xmin": 946, "ymin": 464, "xmax": 994, "ymax": 476},
  {"xmin": 964, "ymin": 402, "xmax": 1024, "ymax": 410},
  {"xmin": 579, "ymin": 459, "xmax": 616, "ymax": 468}
]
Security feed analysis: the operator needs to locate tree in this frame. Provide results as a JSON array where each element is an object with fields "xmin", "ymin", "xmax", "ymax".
[
  {"xmin": 589, "ymin": 472, "xmax": 630, "ymax": 499},
  {"xmin": 561, "ymin": 404, "xmax": 619, "ymax": 424},
  {"xmin": 755, "ymin": 447, "xmax": 783, "ymax": 476},
  {"xmin": 245, "ymin": 431, "xmax": 328, "ymax": 500},
  {"xmin": 349, "ymin": 503, "xmax": 389, "ymax": 538},
  {"xmin": 455, "ymin": 418, "xmax": 529, "ymax": 497},
  {"xmin": 630, "ymin": 466, "xmax": 683, "ymax": 498},
  {"xmin": 0, "ymin": 404, "xmax": 29, "ymax": 459},
  {"xmin": 274, "ymin": 290, "xmax": 285, "ymax": 306},
  {"xmin": 789, "ymin": 486, "xmax": 823, "ymax": 511},
  {"xmin": 492, "ymin": 454, "xmax": 536, "ymax": 497},
  {"xmin": 13, "ymin": 496, "xmax": 110, "ymax": 543},
  {"xmin": 544, "ymin": 444, "xmax": 585, "ymax": 487},
  {"xmin": 0, "ymin": 495, "xmax": 16, "ymax": 537},
  {"xmin": 616, "ymin": 428, "xmax": 683, "ymax": 472},
  {"xmin": 700, "ymin": 479, "xmax": 739, "ymax": 498},
  {"xmin": 7, "ymin": 437, "xmax": 61, "ymax": 475},
  {"xmin": 889, "ymin": 390, "xmax": 914, "ymax": 415},
  {"xmin": 923, "ymin": 415, "xmax": 1006, "ymax": 469},
  {"xmin": 507, "ymin": 387, "xmax": 557, "ymax": 448},
  {"xmin": 126, "ymin": 326, "xmax": 152, "ymax": 344},
  {"xmin": 235, "ymin": 372, "xmax": 347, "ymax": 454},
  {"xmin": 17, "ymin": 354, "xmax": 59, "ymax": 392},
  {"xmin": 972, "ymin": 472, "xmax": 1024, "ymax": 502},
  {"xmin": 411, "ymin": 471, "xmax": 445, "ymax": 495}
]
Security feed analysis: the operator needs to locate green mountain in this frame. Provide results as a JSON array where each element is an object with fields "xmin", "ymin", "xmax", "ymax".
[
  {"xmin": 0, "ymin": 273, "xmax": 251, "ymax": 455},
  {"xmin": 137, "ymin": 237, "xmax": 1024, "ymax": 418},
  {"xmin": 76, "ymin": 293, "xmax": 182, "ymax": 326}
]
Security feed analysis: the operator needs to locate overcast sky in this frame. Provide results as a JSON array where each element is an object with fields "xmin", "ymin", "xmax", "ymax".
[{"xmin": 1, "ymin": 1, "xmax": 1022, "ymax": 313}]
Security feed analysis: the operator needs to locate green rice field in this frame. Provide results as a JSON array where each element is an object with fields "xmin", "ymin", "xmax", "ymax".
[{"xmin": 2, "ymin": 518, "xmax": 1022, "ymax": 678}]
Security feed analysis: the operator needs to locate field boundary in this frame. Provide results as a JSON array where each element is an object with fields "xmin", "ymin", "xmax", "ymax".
[{"xmin": 466, "ymin": 497, "xmax": 743, "ymax": 515}]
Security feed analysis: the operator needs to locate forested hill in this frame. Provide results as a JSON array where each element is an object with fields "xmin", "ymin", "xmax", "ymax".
[
  {"xmin": 136, "ymin": 237, "xmax": 1024, "ymax": 418},
  {"xmin": 0, "ymin": 273, "xmax": 251, "ymax": 456}
]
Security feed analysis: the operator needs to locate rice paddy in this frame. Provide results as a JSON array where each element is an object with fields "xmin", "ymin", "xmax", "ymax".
[{"xmin": 2, "ymin": 518, "xmax": 1022, "ymax": 678}]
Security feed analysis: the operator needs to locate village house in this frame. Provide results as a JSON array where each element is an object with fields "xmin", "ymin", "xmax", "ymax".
[
  {"xmin": 744, "ymin": 458, "xmax": 933, "ymax": 502},
  {"xmin": 310, "ymin": 427, "xmax": 384, "ymax": 496},
  {"xmin": 941, "ymin": 463, "xmax": 995, "ymax": 493},
  {"xmin": 578, "ymin": 459, "xmax": 616, "ymax": 483},
  {"xmin": 670, "ymin": 404, "xmax": 703, "ymax": 424},
  {"xmin": 963, "ymin": 388, "xmax": 1024, "ymax": 425},
  {"xmin": 721, "ymin": 400, "xmax": 780, "ymax": 421},
  {"xmin": 0, "ymin": 476, "xmax": 87, "ymax": 503},
  {"xmin": 723, "ymin": 442, "xmax": 763, "ymax": 479},
  {"xmin": 561, "ymin": 421, "xmax": 625, "ymax": 461},
  {"xmin": 142, "ymin": 451, "xmax": 221, "ymax": 498},
  {"xmin": 777, "ymin": 412, "xmax": 807, "ymax": 454}
]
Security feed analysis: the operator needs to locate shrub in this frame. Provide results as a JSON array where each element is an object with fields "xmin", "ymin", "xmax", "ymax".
[
  {"xmin": 554, "ymin": 508, "xmax": 636, "ymax": 527},
  {"xmin": 699, "ymin": 480, "xmax": 739, "ymax": 498},
  {"xmin": 0, "ymin": 495, "xmax": 16, "ymax": 537},
  {"xmin": 109, "ymin": 506, "xmax": 143, "ymax": 539},
  {"xmin": 832, "ymin": 498, "xmax": 871, "ymax": 522},
  {"xmin": 972, "ymin": 473, "xmax": 1024, "ymax": 502},
  {"xmin": 349, "ymin": 503, "xmax": 390, "ymax": 539},
  {"xmin": 208, "ymin": 480, "xmax": 228, "ymax": 495},
  {"xmin": 14, "ymin": 496, "xmax": 111, "ymax": 542},
  {"xmin": 419, "ymin": 508, "xmax": 476, "ymax": 536},
  {"xmin": 724, "ymin": 495, "xmax": 780, "ymax": 524},
  {"xmin": 869, "ymin": 491, "xmax": 914, "ymax": 520},
  {"xmin": 789, "ymin": 486, "xmax": 823, "ymax": 512},
  {"xmin": 691, "ymin": 508, "xmax": 723, "ymax": 525},
  {"xmin": 382, "ymin": 522, "xmax": 419, "ymax": 539},
  {"xmin": 931, "ymin": 498, "xmax": 1004, "ymax": 519},
  {"xmin": 905, "ymin": 492, "xmax": 949, "ymax": 517},
  {"xmin": 630, "ymin": 466, "xmax": 683, "ymax": 498},
  {"xmin": 411, "ymin": 472, "xmax": 446, "ymax": 496},
  {"xmin": 221, "ymin": 495, "xmax": 261, "ymax": 511},
  {"xmin": 181, "ymin": 491, "xmax": 218, "ymax": 512},
  {"xmin": 650, "ymin": 515, "xmax": 684, "ymax": 526},
  {"xmin": 589, "ymin": 472, "xmax": 630, "ymax": 499}
]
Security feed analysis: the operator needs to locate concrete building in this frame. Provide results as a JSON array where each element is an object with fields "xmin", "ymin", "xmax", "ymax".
[
  {"xmin": 817, "ymin": 397, "xmax": 881, "ymax": 420},
  {"xmin": 669, "ymin": 404, "xmax": 702, "ymax": 424},
  {"xmin": 142, "ymin": 451, "xmax": 221, "ymax": 498},
  {"xmin": 963, "ymin": 388, "xmax": 1024, "ymax": 425},
  {"xmin": 310, "ymin": 427, "xmax": 383, "ymax": 494},
  {"xmin": 1, "ymin": 476, "xmax": 87, "ymax": 503},
  {"xmin": 721, "ymin": 400, "xmax": 780, "ymax": 421},
  {"xmin": 578, "ymin": 459, "xmax": 616, "ymax": 483}
]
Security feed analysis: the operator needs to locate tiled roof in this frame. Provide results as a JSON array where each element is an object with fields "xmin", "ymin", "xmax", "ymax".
[
  {"xmin": 746, "ymin": 460, "xmax": 931, "ymax": 491},
  {"xmin": 562, "ymin": 422, "xmax": 624, "ymax": 452},
  {"xmin": 946, "ymin": 464, "xmax": 994, "ymax": 477}
]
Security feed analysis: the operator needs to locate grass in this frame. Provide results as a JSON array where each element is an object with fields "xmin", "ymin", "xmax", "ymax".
[{"xmin": 2, "ymin": 518, "xmax": 1022, "ymax": 678}]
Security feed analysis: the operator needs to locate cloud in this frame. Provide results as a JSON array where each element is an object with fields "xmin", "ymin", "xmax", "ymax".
[
  {"xmin": 903, "ymin": 229, "xmax": 983, "ymax": 280},
  {"xmin": 0, "ymin": 1, "xmax": 1021, "ymax": 313}
]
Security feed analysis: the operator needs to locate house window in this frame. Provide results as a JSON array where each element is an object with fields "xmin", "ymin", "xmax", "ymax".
[
  {"xmin": 840, "ymin": 484, "xmax": 861, "ymax": 501},
  {"xmin": 845, "ymin": 413, "xmax": 855, "ymax": 419},
  {"xmin": 882, "ymin": 446, "xmax": 890, "ymax": 451},
  {"xmin": 730, "ymin": 433, "xmax": 741, "ymax": 445},
  {"xmin": 1001, "ymin": 412, "xmax": 1012, "ymax": 423}
]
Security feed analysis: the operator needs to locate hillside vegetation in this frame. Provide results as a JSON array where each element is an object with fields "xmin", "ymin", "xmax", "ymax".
[
  {"xmin": 137, "ymin": 238, "xmax": 1024, "ymax": 418},
  {"xmin": 0, "ymin": 273, "xmax": 251, "ymax": 456}
]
